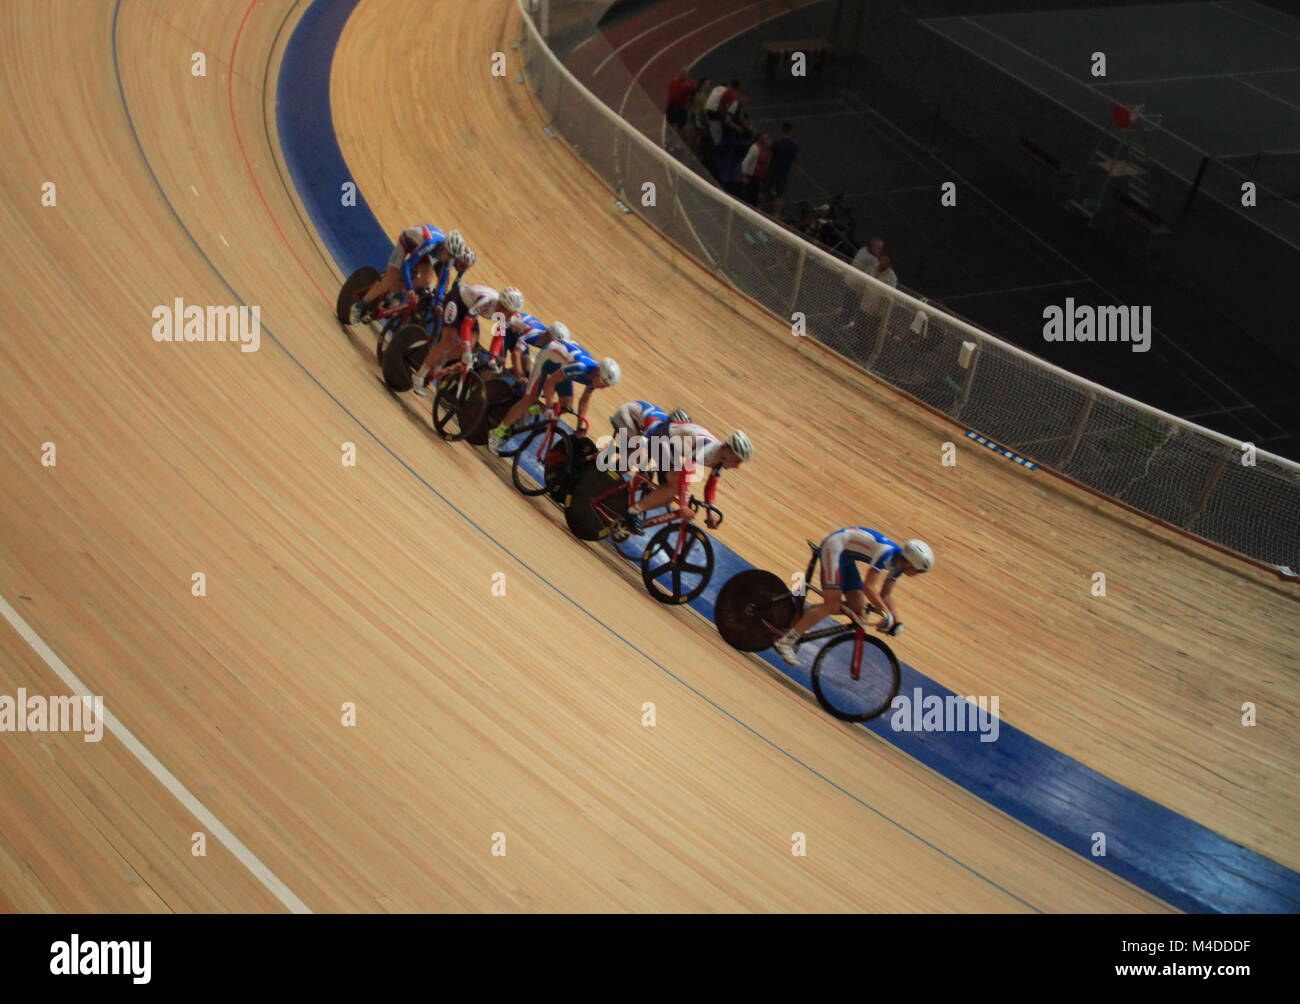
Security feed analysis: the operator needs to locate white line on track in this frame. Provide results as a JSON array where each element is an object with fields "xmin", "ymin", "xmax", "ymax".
[
  {"xmin": 624, "ymin": 0, "xmax": 766, "ymax": 121},
  {"xmin": 594, "ymin": 7, "xmax": 696, "ymax": 76},
  {"xmin": 0, "ymin": 592, "xmax": 312, "ymax": 914}
]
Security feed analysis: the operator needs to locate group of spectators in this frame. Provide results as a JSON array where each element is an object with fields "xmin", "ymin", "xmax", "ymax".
[
  {"xmin": 666, "ymin": 70, "xmax": 799, "ymax": 215},
  {"xmin": 665, "ymin": 69, "xmax": 901, "ymax": 326}
]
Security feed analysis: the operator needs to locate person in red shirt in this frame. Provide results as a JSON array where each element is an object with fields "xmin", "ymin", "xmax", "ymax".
[{"xmin": 665, "ymin": 68, "xmax": 697, "ymax": 137}]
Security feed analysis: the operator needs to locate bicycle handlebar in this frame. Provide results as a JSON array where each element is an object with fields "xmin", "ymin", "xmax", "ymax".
[
  {"xmin": 549, "ymin": 405, "xmax": 588, "ymax": 433},
  {"xmin": 689, "ymin": 497, "xmax": 724, "ymax": 527}
]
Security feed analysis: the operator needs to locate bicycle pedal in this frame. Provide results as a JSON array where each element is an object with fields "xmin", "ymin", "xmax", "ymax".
[{"xmin": 609, "ymin": 523, "xmax": 631, "ymax": 543}]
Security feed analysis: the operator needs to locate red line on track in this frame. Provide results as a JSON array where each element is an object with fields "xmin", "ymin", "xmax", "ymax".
[{"xmin": 227, "ymin": 0, "xmax": 332, "ymax": 306}]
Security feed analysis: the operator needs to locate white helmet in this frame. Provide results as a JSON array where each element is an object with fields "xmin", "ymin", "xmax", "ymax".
[
  {"xmin": 725, "ymin": 430, "xmax": 753, "ymax": 462},
  {"xmin": 443, "ymin": 229, "xmax": 467, "ymax": 259},
  {"xmin": 598, "ymin": 358, "xmax": 621, "ymax": 386},
  {"xmin": 456, "ymin": 247, "xmax": 476, "ymax": 270},
  {"xmin": 901, "ymin": 539, "xmax": 934, "ymax": 573},
  {"xmin": 549, "ymin": 321, "xmax": 571, "ymax": 342},
  {"xmin": 669, "ymin": 408, "xmax": 690, "ymax": 423},
  {"xmin": 499, "ymin": 286, "xmax": 525, "ymax": 313}
]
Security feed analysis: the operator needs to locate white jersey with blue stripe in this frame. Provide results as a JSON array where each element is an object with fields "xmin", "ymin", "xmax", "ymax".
[
  {"xmin": 610, "ymin": 400, "xmax": 668, "ymax": 436},
  {"xmin": 824, "ymin": 527, "xmax": 903, "ymax": 578}
]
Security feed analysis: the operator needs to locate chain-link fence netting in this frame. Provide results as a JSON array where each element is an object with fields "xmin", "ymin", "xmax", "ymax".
[{"xmin": 516, "ymin": 0, "xmax": 1300, "ymax": 573}]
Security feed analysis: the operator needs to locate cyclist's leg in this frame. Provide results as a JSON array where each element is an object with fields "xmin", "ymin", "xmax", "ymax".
[
  {"xmin": 792, "ymin": 581, "xmax": 845, "ymax": 638},
  {"xmin": 351, "ymin": 264, "xmax": 404, "ymax": 322},
  {"xmin": 841, "ymin": 588, "xmax": 871, "ymax": 632},
  {"xmin": 411, "ymin": 257, "xmax": 436, "ymax": 292},
  {"xmin": 553, "ymin": 378, "xmax": 575, "ymax": 416},
  {"xmin": 492, "ymin": 356, "xmax": 552, "ymax": 443},
  {"xmin": 776, "ymin": 532, "xmax": 851, "ymax": 662},
  {"xmin": 412, "ymin": 326, "xmax": 458, "ymax": 394},
  {"xmin": 629, "ymin": 467, "xmax": 680, "ymax": 516},
  {"xmin": 364, "ymin": 238, "xmax": 410, "ymax": 305}
]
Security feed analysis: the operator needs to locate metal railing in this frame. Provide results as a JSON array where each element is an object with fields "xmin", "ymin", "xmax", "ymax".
[{"xmin": 515, "ymin": 0, "xmax": 1300, "ymax": 574}]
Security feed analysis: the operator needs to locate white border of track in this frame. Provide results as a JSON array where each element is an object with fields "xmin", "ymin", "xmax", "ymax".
[{"xmin": 0, "ymin": 592, "xmax": 312, "ymax": 914}]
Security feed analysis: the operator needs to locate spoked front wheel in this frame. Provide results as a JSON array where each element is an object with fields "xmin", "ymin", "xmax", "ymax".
[
  {"xmin": 640, "ymin": 522, "xmax": 714, "ymax": 605},
  {"xmin": 810, "ymin": 632, "xmax": 900, "ymax": 722},
  {"xmin": 431, "ymin": 370, "xmax": 488, "ymax": 441},
  {"xmin": 511, "ymin": 422, "xmax": 573, "ymax": 497}
]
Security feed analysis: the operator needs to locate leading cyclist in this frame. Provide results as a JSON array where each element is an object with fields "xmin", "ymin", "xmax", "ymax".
[{"xmin": 773, "ymin": 527, "xmax": 933, "ymax": 665}]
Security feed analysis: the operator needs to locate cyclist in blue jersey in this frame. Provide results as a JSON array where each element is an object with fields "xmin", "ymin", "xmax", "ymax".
[
  {"xmin": 606, "ymin": 401, "xmax": 690, "ymax": 471},
  {"xmin": 347, "ymin": 225, "xmax": 475, "ymax": 324},
  {"xmin": 486, "ymin": 336, "xmax": 621, "ymax": 454},
  {"xmin": 493, "ymin": 314, "xmax": 562, "ymax": 381},
  {"xmin": 773, "ymin": 527, "xmax": 933, "ymax": 665}
]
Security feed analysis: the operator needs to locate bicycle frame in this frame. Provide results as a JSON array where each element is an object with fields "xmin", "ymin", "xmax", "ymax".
[
  {"xmin": 750, "ymin": 543, "xmax": 871, "ymax": 677},
  {"xmin": 590, "ymin": 471, "xmax": 723, "ymax": 563}
]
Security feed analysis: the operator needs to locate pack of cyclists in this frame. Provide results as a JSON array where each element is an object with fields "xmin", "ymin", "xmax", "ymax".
[{"xmin": 342, "ymin": 223, "xmax": 933, "ymax": 637}]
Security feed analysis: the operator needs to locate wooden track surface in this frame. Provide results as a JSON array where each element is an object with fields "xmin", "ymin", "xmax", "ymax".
[{"xmin": 0, "ymin": 0, "xmax": 1292, "ymax": 912}]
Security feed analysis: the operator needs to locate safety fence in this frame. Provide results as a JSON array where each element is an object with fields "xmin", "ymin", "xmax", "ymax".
[{"xmin": 515, "ymin": 0, "xmax": 1300, "ymax": 574}]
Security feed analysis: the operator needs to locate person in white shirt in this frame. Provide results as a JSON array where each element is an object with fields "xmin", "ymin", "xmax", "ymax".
[
  {"xmin": 857, "ymin": 252, "xmax": 899, "ymax": 333},
  {"xmin": 704, "ymin": 84, "xmax": 727, "ymax": 148},
  {"xmin": 839, "ymin": 237, "xmax": 884, "ymax": 326},
  {"xmin": 740, "ymin": 133, "xmax": 769, "ymax": 205}
]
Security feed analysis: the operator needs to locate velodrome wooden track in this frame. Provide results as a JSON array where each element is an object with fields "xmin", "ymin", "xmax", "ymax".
[{"xmin": 0, "ymin": 0, "xmax": 1295, "ymax": 912}]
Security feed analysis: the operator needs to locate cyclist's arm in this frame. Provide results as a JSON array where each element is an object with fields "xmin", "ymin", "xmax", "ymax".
[
  {"xmin": 881, "ymin": 574, "xmax": 903, "ymax": 608},
  {"xmin": 432, "ymin": 265, "xmax": 451, "ymax": 303},
  {"xmin": 576, "ymin": 384, "xmax": 594, "ymax": 422},
  {"xmin": 862, "ymin": 567, "xmax": 890, "ymax": 618},
  {"xmin": 401, "ymin": 254, "xmax": 417, "ymax": 292},
  {"xmin": 703, "ymin": 469, "xmax": 721, "ymax": 504}
]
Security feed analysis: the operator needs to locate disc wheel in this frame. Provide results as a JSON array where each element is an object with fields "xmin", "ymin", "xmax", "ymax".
[
  {"xmin": 714, "ymin": 570, "xmax": 797, "ymax": 651},
  {"xmin": 380, "ymin": 324, "xmax": 431, "ymax": 391},
  {"xmin": 467, "ymin": 377, "xmax": 518, "ymax": 447},
  {"xmin": 640, "ymin": 522, "xmax": 714, "ymax": 605},
  {"xmin": 336, "ymin": 266, "xmax": 379, "ymax": 324},
  {"xmin": 431, "ymin": 369, "xmax": 488, "ymax": 442},
  {"xmin": 511, "ymin": 422, "xmax": 574, "ymax": 497},
  {"xmin": 564, "ymin": 466, "xmax": 628, "ymax": 541},
  {"xmin": 811, "ymin": 632, "xmax": 901, "ymax": 722},
  {"xmin": 375, "ymin": 317, "xmax": 400, "ymax": 365}
]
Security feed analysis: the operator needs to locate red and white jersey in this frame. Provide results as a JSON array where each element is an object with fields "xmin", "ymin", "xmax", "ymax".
[
  {"xmin": 665, "ymin": 421, "xmax": 723, "ymax": 485},
  {"xmin": 456, "ymin": 284, "xmax": 500, "ymax": 318},
  {"xmin": 386, "ymin": 224, "xmax": 441, "ymax": 270}
]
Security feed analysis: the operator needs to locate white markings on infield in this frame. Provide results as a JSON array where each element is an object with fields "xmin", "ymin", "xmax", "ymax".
[{"xmin": 0, "ymin": 592, "xmax": 312, "ymax": 914}]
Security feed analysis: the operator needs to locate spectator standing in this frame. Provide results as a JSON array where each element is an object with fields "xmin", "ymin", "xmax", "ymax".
[
  {"xmin": 840, "ymin": 236, "xmax": 884, "ymax": 325},
  {"xmin": 740, "ymin": 133, "xmax": 771, "ymax": 205},
  {"xmin": 860, "ymin": 252, "xmax": 899, "ymax": 333},
  {"xmin": 665, "ymin": 67, "xmax": 696, "ymax": 140},
  {"xmin": 719, "ymin": 80, "xmax": 750, "ymax": 196},
  {"xmin": 761, "ymin": 122, "xmax": 800, "ymax": 217},
  {"xmin": 688, "ymin": 76, "xmax": 712, "ymax": 154},
  {"xmin": 703, "ymin": 80, "xmax": 729, "ymax": 179}
]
